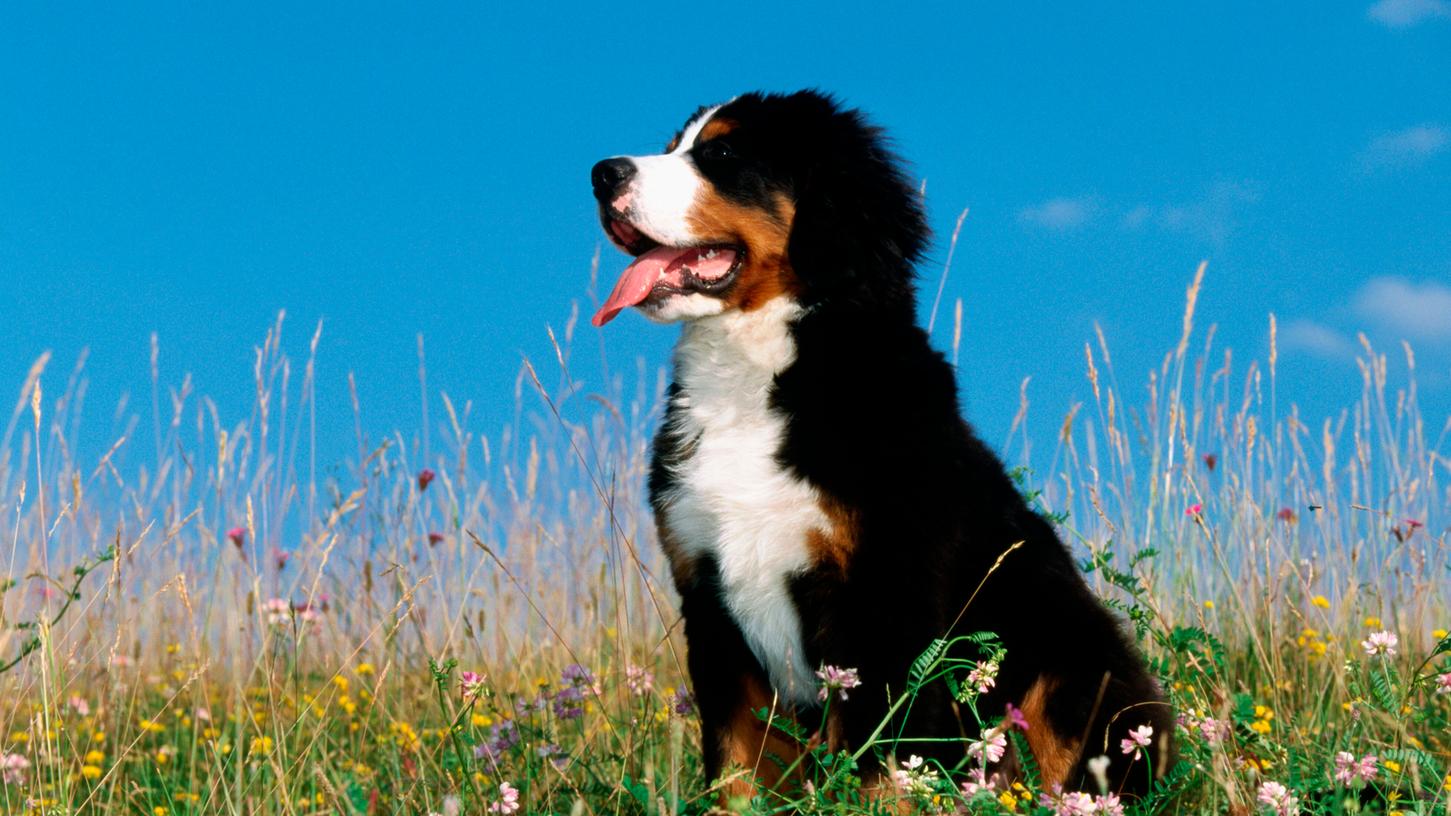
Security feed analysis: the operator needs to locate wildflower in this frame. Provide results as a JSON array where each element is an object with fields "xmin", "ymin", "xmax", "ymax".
[
  {"xmin": 1085, "ymin": 755, "xmax": 1111, "ymax": 793},
  {"xmin": 1311, "ymin": 595, "xmax": 1330, "ymax": 609},
  {"xmin": 959, "ymin": 767, "xmax": 997, "ymax": 798},
  {"xmin": 1382, "ymin": 759, "xmax": 1401, "ymax": 774},
  {"xmin": 1433, "ymin": 628, "xmax": 1448, "ymax": 640},
  {"xmin": 1364, "ymin": 616, "xmax": 1382, "ymax": 628},
  {"xmin": 966, "ymin": 660, "xmax": 999, "ymax": 695},
  {"xmin": 1436, "ymin": 672, "xmax": 1451, "ymax": 694},
  {"xmin": 625, "ymin": 664, "xmax": 654, "ymax": 696},
  {"xmin": 1095, "ymin": 793, "xmax": 1125, "ymax": 816},
  {"xmin": 84, "ymin": 750, "xmax": 105, "ymax": 764},
  {"xmin": 417, "ymin": 468, "xmax": 436, "ymax": 491},
  {"xmin": 488, "ymin": 781, "xmax": 520, "ymax": 814},
  {"xmin": 263, "ymin": 598, "xmax": 291, "ymax": 626},
  {"xmin": 474, "ymin": 720, "xmax": 520, "ymax": 763},
  {"xmin": 1276, "ymin": 507, "xmax": 1296, "ymax": 522},
  {"xmin": 1003, "ymin": 701, "xmax": 1030, "ymax": 731},
  {"xmin": 356, "ymin": 663, "xmax": 376, "ymax": 676},
  {"xmin": 1038, "ymin": 786, "xmax": 1097, "ymax": 815},
  {"xmin": 552, "ymin": 685, "xmax": 585, "ymax": 720},
  {"xmin": 227, "ymin": 526, "xmax": 247, "ymax": 548},
  {"xmin": 459, "ymin": 671, "xmax": 487, "ymax": 703},
  {"xmin": 273, "ymin": 549, "xmax": 291, "ymax": 570},
  {"xmin": 1198, "ymin": 718, "xmax": 1229, "ymax": 746},
  {"xmin": 815, "ymin": 665, "xmax": 862, "ymax": 701},
  {"xmin": 1362, "ymin": 630, "xmax": 1398, "ymax": 658},
  {"xmin": 1256, "ymin": 781, "xmax": 1300, "ymax": 815},
  {"xmin": 1, "ymin": 752, "xmax": 31, "ymax": 785},
  {"xmin": 536, "ymin": 742, "xmax": 569, "ymax": 769},
  {"xmin": 890, "ymin": 754, "xmax": 939, "ymax": 797},
  {"xmin": 1186, "ymin": 503, "xmax": 1203, "ymax": 517},
  {"xmin": 670, "ymin": 687, "xmax": 695, "ymax": 716},
  {"xmin": 80, "ymin": 764, "xmax": 102, "ymax": 780},
  {"xmin": 1333, "ymin": 751, "xmax": 1378, "ymax": 786},
  {"xmin": 968, "ymin": 726, "xmax": 1008, "ymax": 764},
  {"xmin": 560, "ymin": 663, "xmax": 599, "ymax": 693},
  {"xmin": 1202, "ymin": 453, "xmax": 1217, "ymax": 471},
  {"xmin": 249, "ymin": 735, "xmax": 274, "ymax": 755},
  {"xmin": 1120, "ymin": 724, "xmax": 1153, "ymax": 760},
  {"xmin": 1203, "ymin": 600, "xmax": 1214, "ymax": 610},
  {"xmin": 428, "ymin": 531, "xmax": 446, "ymax": 546},
  {"xmin": 67, "ymin": 695, "xmax": 91, "ymax": 717}
]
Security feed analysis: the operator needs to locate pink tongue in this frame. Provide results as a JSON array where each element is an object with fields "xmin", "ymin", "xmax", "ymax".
[{"xmin": 592, "ymin": 246, "xmax": 737, "ymax": 326}]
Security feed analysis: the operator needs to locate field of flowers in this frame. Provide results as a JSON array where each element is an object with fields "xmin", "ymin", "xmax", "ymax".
[{"xmin": 2, "ymin": 273, "xmax": 1449, "ymax": 814}]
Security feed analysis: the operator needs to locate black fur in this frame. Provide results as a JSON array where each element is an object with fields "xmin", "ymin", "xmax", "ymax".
[{"xmin": 642, "ymin": 90, "xmax": 1172, "ymax": 798}]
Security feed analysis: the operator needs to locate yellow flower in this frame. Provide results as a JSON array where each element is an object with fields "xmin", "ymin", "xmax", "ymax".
[
  {"xmin": 1250, "ymin": 719, "xmax": 1272, "ymax": 734},
  {"xmin": 1434, "ymin": 628, "xmax": 1449, "ymax": 640},
  {"xmin": 332, "ymin": 675, "xmax": 349, "ymax": 693},
  {"xmin": 1203, "ymin": 600, "xmax": 1214, "ymax": 610},
  {"xmin": 355, "ymin": 663, "xmax": 375, "ymax": 676},
  {"xmin": 80, "ymin": 765, "xmax": 102, "ymax": 780},
  {"xmin": 1383, "ymin": 759, "xmax": 1401, "ymax": 773},
  {"xmin": 1311, "ymin": 595, "xmax": 1330, "ymax": 609},
  {"xmin": 472, "ymin": 713, "xmax": 492, "ymax": 728},
  {"xmin": 9, "ymin": 731, "xmax": 28, "ymax": 743},
  {"xmin": 139, "ymin": 718, "xmax": 165, "ymax": 734},
  {"xmin": 165, "ymin": 642, "xmax": 180, "ymax": 654},
  {"xmin": 1364, "ymin": 616, "xmax": 1382, "ymax": 628},
  {"xmin": 92, "ymin": 730, "xmax": 106, "ymax": 743},
  {"xmin": 154, "ymin": 807, "xmax": 168, "ymax": 816},
  {"xmin": 1442, "ymin": 773, "xmax": 1450, "ymax": 793},
  {"xmin": 1253, "ymin": 705, "xmax": 1274, "ymax": 720},
  {"xmin": 84, "ymin": 750, "xmax": 105, "ymax": 764},
  {"xmin": 249, "ymin": 735, "xmax": 274, "ymax": 755},
  {"xmin": 998, "ymin": 790, "xmax": 1018, "ymax": 811}
]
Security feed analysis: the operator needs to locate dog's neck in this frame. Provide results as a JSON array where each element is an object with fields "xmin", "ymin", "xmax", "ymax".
[{"xmin": 672, "ymin": 297, "xmax": 804, "ymax": 394}]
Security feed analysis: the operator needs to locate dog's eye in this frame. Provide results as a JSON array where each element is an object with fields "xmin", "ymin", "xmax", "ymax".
[{"xmin": 696, "ymin": 140, "xmax": 736, "ymax": 163}]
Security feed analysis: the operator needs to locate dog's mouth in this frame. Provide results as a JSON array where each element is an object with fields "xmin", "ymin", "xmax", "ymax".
[{"xmin": 593, "ymin": 214, "xmax": 742, "ymax": 327}]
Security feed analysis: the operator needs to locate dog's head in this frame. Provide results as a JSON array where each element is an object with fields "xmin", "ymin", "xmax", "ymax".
[{"xmin": 590, "ymin": 90, "xmax": 928, "ymax": 327}]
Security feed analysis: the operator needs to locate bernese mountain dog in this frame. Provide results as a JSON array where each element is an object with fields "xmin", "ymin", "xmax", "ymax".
[{"xmin": 589, "ymin": 90, "xmax": 1173, "ymax": 806}]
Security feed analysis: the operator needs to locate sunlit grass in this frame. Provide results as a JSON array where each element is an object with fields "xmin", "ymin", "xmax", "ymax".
[{"xmin": 2, "ymin": 268, "xmax": 1448, "ymax": 814}]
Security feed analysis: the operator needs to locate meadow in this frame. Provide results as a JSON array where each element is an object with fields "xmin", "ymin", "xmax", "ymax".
[{"xmin": 1, "ymin": 265, "xmax": 1448, "ymax": 815}]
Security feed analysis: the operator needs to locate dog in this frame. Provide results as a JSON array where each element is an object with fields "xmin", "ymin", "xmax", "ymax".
[{"xmin": 589, "ymin": 90, "xmax": 1172, "ymax": 805}]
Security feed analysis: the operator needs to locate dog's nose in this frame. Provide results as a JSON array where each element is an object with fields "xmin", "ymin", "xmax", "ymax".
[{"xmin": 591, "ymin": 158, "xmax": 636, "ymax": 201}]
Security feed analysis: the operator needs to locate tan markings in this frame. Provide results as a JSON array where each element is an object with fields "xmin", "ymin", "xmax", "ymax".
[
  {"xmin": 687, "ymin": 191, "xmax": 800, "ymax": 312},
  {"xmin": 1021, "ymin": 675, "xmax": 1081, "ymax": 788},
  {"xmin": 717, "ymin": 672, "xmax": 802, "ymax": 804},
  {"xmin": 807, "ymin": 496, "xmax": 860, "ymax": 571},
  {"xmin": 696, "ymin": 117, "xmax": 738, "ymax": 142},
  {"xmin": 664, "ymin": 134, "xmax": 681, "ymax": 153}
]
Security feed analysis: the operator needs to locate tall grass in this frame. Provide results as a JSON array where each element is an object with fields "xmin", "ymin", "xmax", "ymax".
[{"xmin": 1, "ymin": 266, "xmax": 1447, "ymax": 815}]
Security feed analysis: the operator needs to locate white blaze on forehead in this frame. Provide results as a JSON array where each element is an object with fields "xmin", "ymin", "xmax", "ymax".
[{"xmin": 614, "ymin": 104, "xmax": 725, "ymax": 247}]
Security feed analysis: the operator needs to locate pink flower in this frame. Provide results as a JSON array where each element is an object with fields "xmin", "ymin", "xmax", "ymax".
[
  {"xmin": 428, "ymin": 531, "xmax": 446, "ymax": 546},
  {"xmin": 1003, "ymin": 701, "xmax": 1030, "ymax": 731},
  {"xmin": 1, "ymin": 752, "xmax": 31, "ymax": 785},
  {"xmin": 417, "ymin": 468, "xmax": 436, "ymax": 491},
  {"xmin": 488, "ymin": 781, "xmax": 520, "ymax": 814},
  {"xmin": 815, "ymin": 665, "xmax": 862, "ymax": 702},
  {"xmin": 1186, "ymin": 503, "xmax": 1203, "ymax": 517},
  {"xmin": 263, "ymin": 598, "xmax": 291, "ymax": 626},
  {"xmin": 1361, "ymin": 631, "xmax": 1398, "ymax": 658},
  {"xmin": 625, "ymin": 664, "xmax": 654, "ymax": 696},
  {"xmin": 966, "ymin": 660, "xmax": 998, "ymax": 694},
  {"xmin": 68, "ymin": 695, "xmax": 90, "ymax": 717},
  {"xmin": 1095, "ymin": 793, "xmax": 1125, "ymax": 816},
  {"xmin": 1256, "ymin": 781, "xmax": 1300, "ymax": 815},
  {"xmin": 1276, "ymin": 507, "xmax": 1296, "ymax": 522},
  {"xmin": 959, "ymin": 767, "xmax": 997, "ymax": 797},
  {"xmin": 1333, "ymin": 751, "xmax": 1378, "ymax": 786},
  {"xmin": 273, "ymin": 549, "xmax": 291, "ymax": 571},
  {"xmin": 1202, "ymin": 453, "xmax": 1218, "ymax": 471},
  {"xmin": 1198, "ymin": 717, "xmax": 1229, "ymax": 746},
  {"xmin": 1120, "ymin": 724, "xmax": 1153, "ymax": 761},
  {"xmin": 195, "ymin": 707, "xmax": 212, "ymax": 722},
  {"xmin": 968, "ymin": 726, "xmax": 1007, "ymax": 764},
  {"xmin": 460, "ymin": 671, "xmax": 487, "ymax": 703},
  {"xmin": 1405, "ymin": 518, "xmax": 1423, "ymax": 530},
  {"xmin": 1436, "ymin": 672, "xmax": 1451, "ymax": 694},
  {"xmin": 1038, "ymin": 786, "xmax": 1097, "ymax": 816},
  {"xmin": 227, "ymin": 526, "xmax": 247, "ymax": 548}
]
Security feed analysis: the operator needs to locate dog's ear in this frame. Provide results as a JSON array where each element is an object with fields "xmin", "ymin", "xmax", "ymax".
[{"xmin": 782, "ymin": 92, "xmax": 929, "ymax": 317}]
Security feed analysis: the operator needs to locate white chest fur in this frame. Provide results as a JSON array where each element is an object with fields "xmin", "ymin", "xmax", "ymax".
[{"xmin": 658, "ymin": 299, "xmax": 827, "ymax": 705}]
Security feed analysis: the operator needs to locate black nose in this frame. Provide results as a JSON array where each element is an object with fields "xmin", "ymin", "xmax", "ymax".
[{"xmin": 591, "ymin": 158, "xmax": 636, "ymax": 201}]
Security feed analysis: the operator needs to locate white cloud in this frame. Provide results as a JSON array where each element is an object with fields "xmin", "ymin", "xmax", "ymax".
[
  {"xmin": 1368, "ymin": 0, "xmax": 1450, "ymax": 27},
  {"xmin": 1019, "ymin": 197, "xmax": 1095, "ymax": 230},
  {"xmin": 1361, "ymin": 124, "xmax": 1449, "ymax": 170},
  {"xmin": 1353, "ymin": 276, "xmax": 1451, "ymax": 341},
  {"xmin": 1280, "ymin": 319, "xmax": 1357, "ymax": 360},
  {"xmin": 1121, "ymin": 180, "xmax": 1259, "ymax": 244}
]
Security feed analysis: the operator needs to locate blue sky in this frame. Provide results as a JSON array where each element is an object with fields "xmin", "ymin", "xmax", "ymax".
[{"xmin": 3, "ymin": 1, "xmax": 1449, "ymax": 470}]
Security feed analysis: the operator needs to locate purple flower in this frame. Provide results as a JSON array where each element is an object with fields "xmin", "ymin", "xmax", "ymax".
[
  {"xmin": 625, "ymin": 664, "xmax": 654, "ymax": 696},
  {"xmin": 552, "ymin": 684, "xmax": 586, "ymax": 720},
  {"xmin": 671, "ymin": 687, "xmax": 695, "ymax": 716},
  {"xmin": 815, "ymin": 665, "xmax": 862, "ymax": 702},
  {"xmin": 1003, "ymin": 701, "xmax": 1030, "ymax": 732},
  {"xmin": 474, "ymin": 719, "xmax": 519, "ymax": 764}
]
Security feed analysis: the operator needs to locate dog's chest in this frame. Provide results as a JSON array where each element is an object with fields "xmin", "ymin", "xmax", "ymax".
[{"xmin": 657, "ymin": 303, "xmax": 826, "ymax": 704}]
